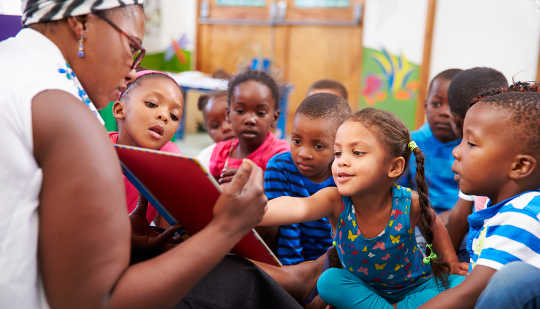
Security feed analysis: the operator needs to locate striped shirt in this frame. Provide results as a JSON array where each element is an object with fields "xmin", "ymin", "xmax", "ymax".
[
  {"xmin": 264, "ymin": 152, "xmax": 334, "ymax": 265},
  {"xmin": 468, "ymin": 190, "xmax": 540, "ymax": 271}
]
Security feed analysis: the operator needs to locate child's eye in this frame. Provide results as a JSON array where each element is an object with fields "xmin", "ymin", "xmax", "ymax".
[
  {"xmin": 210, "ymin": 123, "xmax": 220, "ymax": 129},
  {"xmin": 292, "ymin": 138, "xmax": 301, "ymax": 145},
  {"xmin": 257, "ymin": 110, "xmax": 267, "ymax": 117},
  {"xmin": 353, "ymin": 151, "xmax": 365, "ymax": 156},
  {"xmin": 145, "ymin": 101, "xmax": 157, "ymax": 108},
  {"xmin": 431, "ymin": 101, "xmax": 441, "ymax": 108},
  {"xmin": 334, "ymin": 151, "xmax": 342, "ymax": 157},
  {"xmin": 235, "ymin": 109, "xmax": 244, "ymax": 114},
  {"xmin": 467, "ymin": 141, "xmax": 476, "ymax": 147},
  {"xmin": 315, "ymin": 144, "xmax": 325, "ymax": 151},
  {"xmin": 170, "ymin": 113, "xmax": 179, "ymax": 121}
]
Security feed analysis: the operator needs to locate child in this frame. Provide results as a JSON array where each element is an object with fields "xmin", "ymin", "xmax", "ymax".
[
  {"xmin": 307, "ymin": 79, "xmax": 349, "ymax": 100},
  {"xmin": 196, "ymin": 90, "xmax": 234, "ymax": 170},
  {"xmin": 261, "ymin": 108, "xmax": 468, "ymax": 308},
  {"xmin": 111, "ymin": 70, "xmax": 183, "ymax": 224},
  {"xmin": 264, "ymin": 93, "xmax": 351, "ymax": 266},
  {"xmin": 421, "ymin": 85, "xmax": 540, "ymax": 308},
  {"xmin": 209, "ymin": 70, "xmax": 289, "ymax": 183},
  {"xmin": 445, "ymin": 67, "xmax": 508, "ymax": 255},
  {"xmin": 398, "ymin": 69, "xmax": 462, "ymax": 215}
]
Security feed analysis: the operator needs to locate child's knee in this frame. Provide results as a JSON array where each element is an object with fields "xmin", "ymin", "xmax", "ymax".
[{"xmin": 317, "ymin": 268, "xmax": 347, "ymax": 302}]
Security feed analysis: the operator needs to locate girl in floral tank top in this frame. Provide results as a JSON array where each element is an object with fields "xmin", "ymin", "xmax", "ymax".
[{"xmin": 261, "ymin": 108, "xmax": 467, "ymax": 308}]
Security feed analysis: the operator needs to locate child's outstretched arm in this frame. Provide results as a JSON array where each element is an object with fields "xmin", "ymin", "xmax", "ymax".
[
  {"xmin": 260, "ymin": 187, "xmax": 342, "ymax": 227},
  {"xmin": 419, "ymin": 266, "xmax": 496, "ymax": 308},
  {"xmin": 411, "ymin": 192, "xmax": 468, "ymax": 275}
]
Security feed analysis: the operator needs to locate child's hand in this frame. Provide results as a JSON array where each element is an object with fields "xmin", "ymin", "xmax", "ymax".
[
  {"xmin": 130, "ymin": 194, "xmax": 184, "ymax": 254},
  {"xmin": 449, "ymin": 261, "xmax": 469, "ymax": 276},
  {"xmin": 218, "ymin": 167, "xmax": 238, "ymax": 184},
  {"xmin": 213, "ymin": 159, "xmax": 267, "ymax": 236}
]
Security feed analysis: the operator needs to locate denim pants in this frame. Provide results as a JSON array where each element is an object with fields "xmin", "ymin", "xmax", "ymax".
[{"xmin": 475, "ymin": 262, "xmax": 540, "ymax": 309}]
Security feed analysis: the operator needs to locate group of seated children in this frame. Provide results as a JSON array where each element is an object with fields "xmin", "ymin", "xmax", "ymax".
[{"xmin": 112, "ymin": 67, "xmax": 539, "ymax": 309}]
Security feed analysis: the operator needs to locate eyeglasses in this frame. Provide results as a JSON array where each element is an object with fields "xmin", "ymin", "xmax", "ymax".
[{"xmin": 94, "ymin": 13, "xmax": 145, "ymax": 70}]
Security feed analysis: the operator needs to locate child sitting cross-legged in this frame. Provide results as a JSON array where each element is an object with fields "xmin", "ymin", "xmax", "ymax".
[
  {"xmin": 111, "ymin": 70, "xmax": 185, "ymax": 255},
  {"xmin": 421, "ymin": 84, "xmax": 540, "ymax": 309},
  {"xmin": 209, "ymin": 70, "xmax": 289, "ymax": 247},
  {"xmin": 261, "ymin": 108, "xmax": 467, "ymax": 309},
  {"xmin": 264, "ymin": 93, "xmax": 351, "ymax": 266}
]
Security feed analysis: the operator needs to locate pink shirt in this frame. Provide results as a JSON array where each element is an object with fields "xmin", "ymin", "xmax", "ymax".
[
  {"xmin": 109, "ymin": 132, "xmax": 182, "ymax": 223},
  {"xmin": 209, "ymin": 132, "xmax": 290, "ymax": 179}
]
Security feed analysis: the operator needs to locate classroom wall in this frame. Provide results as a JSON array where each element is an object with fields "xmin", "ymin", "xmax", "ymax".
[
  {"xmin": 2, "ymin": 0, "xmax": 538, "ymax": 82},
  {"xmin": 429, "ymin": 0, "xmax": 540, "ymax": 82}
]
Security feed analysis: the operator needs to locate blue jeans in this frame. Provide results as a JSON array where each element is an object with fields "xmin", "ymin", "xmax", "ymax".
[
  {"xmin": 475, "ymin": 262, "xmax": 540, "ymax": 309},
  {"xmin": 317, "ymin": 268, "xmax": 465, "ymax": 309}
]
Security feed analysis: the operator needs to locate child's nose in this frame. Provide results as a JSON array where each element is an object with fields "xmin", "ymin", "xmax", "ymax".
[
  {"xmin": 452, "ymin": 144, "xmax": 461, "ymax": 160},
  {"xmin": 244, "ymin": 113, "xmax": 257, "ymax": 125},
  {"xmin": 298, "ymin": 147, "xmax": 312, "ymax": 160}
]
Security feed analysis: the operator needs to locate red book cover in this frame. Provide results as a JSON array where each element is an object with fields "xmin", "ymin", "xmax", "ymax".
[{"xmin": 115, "ymin": 144, "xmax": 281, "ymax": 266}]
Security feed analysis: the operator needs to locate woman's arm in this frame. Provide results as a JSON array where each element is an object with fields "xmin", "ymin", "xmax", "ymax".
[
  {"xmin": 34, "ymin": 90, "xmax": 268, "ymax": 309},
  {"xmin": 259, "ymin": 187, "xmax": 341, "ymax": 227},
  {"xmin": 410, "ymin": 192, "xmax": 467, "ymax": 275}
]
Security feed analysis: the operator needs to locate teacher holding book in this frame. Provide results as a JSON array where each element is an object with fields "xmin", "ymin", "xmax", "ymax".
[{"xmin": 0, "ymin": 1, "xmax": 300, "ymax": 308}]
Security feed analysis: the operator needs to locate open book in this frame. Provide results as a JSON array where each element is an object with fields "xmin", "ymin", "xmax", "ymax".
[{"xmin": 114, "ymin": 144, "xmax": 281, "ymax": 266}]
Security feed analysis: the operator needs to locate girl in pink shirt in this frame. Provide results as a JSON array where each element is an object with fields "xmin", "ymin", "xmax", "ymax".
[
  {"xmin": 210, "ymin": 70, "xmax": 289, "ymax": 184},
  {"xmin": 111, "ymin": 70, "xmax": 183, "ymax": 223}
]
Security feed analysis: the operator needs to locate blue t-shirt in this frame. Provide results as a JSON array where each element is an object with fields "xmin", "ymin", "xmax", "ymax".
[
  {"xmin": 468, "ymin": 190, "xmax": 540, "ymax": 271},
  {"xmin": 398, "ymin": 123, "xmax": 460, "ymax": 213},
  {"xmin": 264, "ymin": 152, "xmax": 334, "ymax": 265}
]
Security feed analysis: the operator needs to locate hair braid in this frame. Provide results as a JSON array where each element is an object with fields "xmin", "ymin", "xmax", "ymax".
[{"xmin": 413, "ymin": 148, "xmax": 450, "ymax": 287}]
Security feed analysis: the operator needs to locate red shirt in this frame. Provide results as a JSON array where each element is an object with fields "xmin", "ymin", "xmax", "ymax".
[
  {"xmin": 209, "ymin": 132, "xmax": 290, "ymax": 179},
  {"xmin": 109, "ymin": 132, "xmax": 181, "ymax": 223}
]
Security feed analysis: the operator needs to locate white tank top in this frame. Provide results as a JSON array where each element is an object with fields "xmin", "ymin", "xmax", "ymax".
[{"xmin": 0, "ymin": 28, "xmax": 83, "ymax": 308}]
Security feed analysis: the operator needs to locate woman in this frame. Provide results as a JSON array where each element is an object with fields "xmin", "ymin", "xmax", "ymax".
[{"xmin": 0, "ymin": 1, "xmax": 296, "ymax": 308}]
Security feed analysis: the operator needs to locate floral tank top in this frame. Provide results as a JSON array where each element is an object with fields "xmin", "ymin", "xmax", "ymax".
[{"xmin": 334, "ymin": 185, "xmax": 431, "ymax": 302}]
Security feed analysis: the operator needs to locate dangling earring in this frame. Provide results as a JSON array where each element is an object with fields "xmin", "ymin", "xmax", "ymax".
[{"xmin": 77, "ymin": 35, "xmax": 84, "ymax": 58}]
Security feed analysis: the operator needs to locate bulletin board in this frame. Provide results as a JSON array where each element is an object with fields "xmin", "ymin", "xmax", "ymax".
[{"xmin": 358, "ymin": 0, "xmax": 436, "ymax": 130}]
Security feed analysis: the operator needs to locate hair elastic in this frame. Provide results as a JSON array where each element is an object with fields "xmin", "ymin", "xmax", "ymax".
[
  {"xmin": 408, "ymin": 141, "xmax": 418, "ymax": 152},
  {"xmin": 422, "ymin": 244, "xmax": 438, "ymax": 264}
]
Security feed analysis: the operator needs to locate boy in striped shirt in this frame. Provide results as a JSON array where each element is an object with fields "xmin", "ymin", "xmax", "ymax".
[
  {"xmin": 422, "ymin": 86, "xmax": 540, "ymax": 308},
  {"xmin": 264, "ymin": 93, "xmax": 351, "ymax": 265}
]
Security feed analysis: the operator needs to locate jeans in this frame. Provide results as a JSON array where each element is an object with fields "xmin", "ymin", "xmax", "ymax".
[{"xmin": 475, "ymin": 262, "xmax": 540, "ymax": 309}]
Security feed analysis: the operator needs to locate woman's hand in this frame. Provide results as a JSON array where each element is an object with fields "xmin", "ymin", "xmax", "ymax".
[
  {"xmin": 213, "ymin": 160, "xmax": 267, "ymax": 237},
  {"xmin": 449, "ymin": 261, "xmax": 469, "ymax": 276}
]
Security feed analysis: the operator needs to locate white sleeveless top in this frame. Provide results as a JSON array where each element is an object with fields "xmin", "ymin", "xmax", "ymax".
[{"xmin": 0, "ymin": 28, "xmax": 90, "ymax": 308}]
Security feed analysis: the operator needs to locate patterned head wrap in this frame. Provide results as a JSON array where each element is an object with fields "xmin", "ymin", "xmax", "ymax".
[{"xmin": 21, "ymin": 0, "xmax": 144, "ymax": 26}]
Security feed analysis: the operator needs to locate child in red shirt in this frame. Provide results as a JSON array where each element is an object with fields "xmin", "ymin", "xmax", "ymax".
[
  {"xmin": 111, "ymin": 70, "xmax": 183, "ymax": 224},
  {"xmin": 210, "ymin": 70, "xmax": 289, "ymax": 183}
]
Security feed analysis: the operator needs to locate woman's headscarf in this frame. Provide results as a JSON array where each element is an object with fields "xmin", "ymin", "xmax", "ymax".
[{"xmin": 21, "ymin": 0, "xmax": 144, "ymax": 26}]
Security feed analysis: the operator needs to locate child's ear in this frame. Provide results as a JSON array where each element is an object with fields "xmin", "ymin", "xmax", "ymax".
[
  {"xmin": 509, "ymin": 154, "xmax": 537, "ymax": 180},
  {"xmin": 388, "ymin": 156, "xmax": 406, "ymax": 179},
  {"xmin": 272, "ymin": 110, "xmax": 280, "ymax": 128},
  {"xmin": 112, "ymin": 101, "xmax": 126, "ymax": 120}
]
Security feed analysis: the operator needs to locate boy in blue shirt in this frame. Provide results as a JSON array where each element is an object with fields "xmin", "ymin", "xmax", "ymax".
[
  {"xmin": 398, "ymin": 69, "xmax": 463, "ymax": 215},
  {"xmin": 422, "ymin": 85, "xmax": 540, "ymax": 308},
  {"xmin": 264, "ymin": 93, "xmax": 351, "ymax": 265}
]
